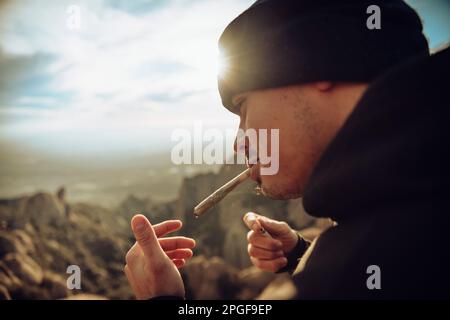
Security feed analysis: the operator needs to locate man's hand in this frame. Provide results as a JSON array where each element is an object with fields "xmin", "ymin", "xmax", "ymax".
[
  {"xmin": 243, "ymin": 212, "xmax": 298, "ymax": 272},
  {"xmin": 124, "ymin": 214, "xmax": 195, "ymax": 300}
]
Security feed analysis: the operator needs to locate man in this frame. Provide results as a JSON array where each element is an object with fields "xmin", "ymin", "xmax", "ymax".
[{"xmin": 124, "ymin": 0, "xmax": 450, "ymax": 299}]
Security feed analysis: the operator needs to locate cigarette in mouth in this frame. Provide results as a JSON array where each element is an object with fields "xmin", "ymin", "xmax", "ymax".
[{"xmin": 193, "ymin": 168, "xmax": 251, "ymax": 218}]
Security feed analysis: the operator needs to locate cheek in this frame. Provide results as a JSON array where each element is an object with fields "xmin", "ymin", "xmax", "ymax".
[
  {"xmin": 261, "ymin": 128, "xmax": 312, "ymax": 194},
  {"xmin": 245, "ymin": 97, "xmax": 281, "ymax": 130}
]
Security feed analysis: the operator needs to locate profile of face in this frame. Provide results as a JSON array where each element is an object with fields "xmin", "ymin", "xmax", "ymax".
[{"xmin": 232, "ymin": 82, "xmax": 368, "ymax": 200}]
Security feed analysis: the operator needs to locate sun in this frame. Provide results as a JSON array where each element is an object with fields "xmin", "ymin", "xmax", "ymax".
[
  {"xmin": 185, "ymin": 43, "xmax": 229, "ymax": 89},
  {"xmin": 216, "ymin": 50, "xmax": 229, "ymax": 77}
]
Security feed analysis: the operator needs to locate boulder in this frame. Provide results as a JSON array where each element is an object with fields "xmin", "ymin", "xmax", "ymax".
[
  {"xmin": 222, "ymin": 224, "xmax": 251, "ymax": 269},
  {"xmin": 25, "ymin": 193, "xmax": 66, "ymax": 228},
  {"xmin": 11, "ymin": 229, "xmax": 36, "ymax": 255},
  {"xmin": 181, "ymin": 256, "xmax": 241, "ymax": 299},
  {"xmin": 0, "ymin": 232, "xmax": 18, "ymax": 258},
  {"xmin": 0, "ymin": 284, "xmax": 11, "ymax": 300},
  {"xmin": 41, "ymin": 271, "xmax": 69, "ymax": 299},
  {"xmin": 64, "ymin": 294, "xmax": 108, "ymax": 300},
  {"xmin": 3, "ymin": 253, "xmax": 44, "ymax": 286},
  {"xmin": 236, "ymin": 267, "xmax": 278, "ymax": 299},
  {"xmin": 0, "ymin": 261, "xmax": 23, "ymax": 292}
]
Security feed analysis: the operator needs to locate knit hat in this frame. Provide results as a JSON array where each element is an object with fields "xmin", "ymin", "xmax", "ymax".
[{"xmin": 218, "ymin": 0, "xmax": 429, "ymax": 112}]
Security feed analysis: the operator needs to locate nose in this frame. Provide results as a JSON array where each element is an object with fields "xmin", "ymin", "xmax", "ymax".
[
  {"xmin": 233, "ymin": 119, "xmax": 245, "ymax": 154},
  {"xmin": 233, "ymin": 132, "xmax": 246, "ymax": 154},
  {"xmin": 234, "ymin": 131, "xmax": 254, "ymax": 168}
]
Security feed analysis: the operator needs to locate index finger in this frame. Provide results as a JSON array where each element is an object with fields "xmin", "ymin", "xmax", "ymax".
[
  {"xmin": 153, "ymin": 220, "xmax": 182, "ymax": 238},
  {"xmin": 159, "ymin": 237, "xmax": 196, "ymax": 251}
]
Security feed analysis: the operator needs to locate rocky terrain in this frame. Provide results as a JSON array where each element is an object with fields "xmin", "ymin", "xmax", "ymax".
[{"xmin": 0, "ymin": 164, "xmax": 330, "ymax": 300}]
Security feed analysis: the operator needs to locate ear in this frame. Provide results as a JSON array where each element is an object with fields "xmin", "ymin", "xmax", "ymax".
[{"xmin": 314, "ymin": 81, "xmax": 334, "ymax": 92}]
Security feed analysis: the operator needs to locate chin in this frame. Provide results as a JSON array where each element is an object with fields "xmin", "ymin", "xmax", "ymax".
[
  {"xmin": 259, "ymin": 169, "xmax": 304, "ymax": 200},
  {"xmin": 260, "ymin": 182, "xmax": 302, "ymax": 200}
]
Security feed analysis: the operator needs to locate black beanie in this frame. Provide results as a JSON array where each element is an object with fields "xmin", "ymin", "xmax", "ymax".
[{"xmin": 218, "ymin": 0, "xmax": 429, "ymax": 112}]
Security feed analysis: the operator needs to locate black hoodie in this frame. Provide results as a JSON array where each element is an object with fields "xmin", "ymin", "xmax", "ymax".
[{"xmin": 295, "ymin": 47, "xmax": 450, "ymax": 299}]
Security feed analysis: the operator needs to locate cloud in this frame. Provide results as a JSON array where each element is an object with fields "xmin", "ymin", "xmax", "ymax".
[
  {"xmin": 0, "ymin": 0, "xmax": 253, "ymax": 154},
  {"xmin": 105, "ymin": 0, "xmax": 168, "ymax": 15},
  {"xmin": 0, "ymin": 49, "xmax": 60, "ymax": 106},
  {"xmin": 4, "ymin": 0, "xmax": 445, "ymax": 155}
]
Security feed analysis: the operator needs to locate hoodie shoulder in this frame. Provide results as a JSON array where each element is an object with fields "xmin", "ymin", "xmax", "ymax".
[{"xmin": 303, "ymin": 47, "xmax": 450, "ymax": 221}]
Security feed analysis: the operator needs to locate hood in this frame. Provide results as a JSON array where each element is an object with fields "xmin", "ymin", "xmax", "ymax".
[{"xmin": 302, "ymin": 47, "xmax": 450, "ymax": 222}]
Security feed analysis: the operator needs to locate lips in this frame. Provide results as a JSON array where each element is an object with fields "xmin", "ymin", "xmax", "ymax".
[
  {"xmin": 245, "ymin": 150, "xmax": 261, "ymax": 183},
  {"xmin": 250, "ymin": 164, "xmax": 261, "ymax": 183}
]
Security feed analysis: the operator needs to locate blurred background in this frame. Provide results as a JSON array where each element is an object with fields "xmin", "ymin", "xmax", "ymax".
[{"xmin": 0, "ymin": 0, "xmax": 449, "ymax": 300}]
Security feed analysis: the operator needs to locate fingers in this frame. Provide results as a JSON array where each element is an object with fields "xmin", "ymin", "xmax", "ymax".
[
  {"xmin": 153, "ymin": 220, "xmax": 182, "ymax": 238},
  {"xmin": 247, "ymin": 243, "xmax": 284, "ymax": 260},
  {"xmin": 259, "ymin": 217, "xmax": 290, "ymax": 236},
  {"xmin": 159, "ymin": 236, "xmax": 196, "ymax": 251},
  {"xmin": 130, "ymin": 215, "xmax": 194, "ymax": 271},
  {"xmin": 243, "ymin": 212, "xmax": 291, "ymax": 237},
  {"xmin": 173, "ymin": 259, "xmax": 186, "ymax": 269},
  {"xmin": 130, "ymin": 239, "xmax": 194, "ymax": 257},
  {"xmin": 165, "ymin": 248, "xmax": 193, "ymax": 260},
  {"xmin": 247, "ymin": 231, "xmax": 285, "ymax": 273},
  {"xmin": 250, "ymin": 256, "xmax": 287, "ymax": 273},
  {"xmin": 127, "ymin": 243, "xmax": 191, "ymax": 270},
  {"xmin": 131, "ymin": 214, "xmax": 161, "ymax": 258},
  {"xmin": 247, "ymin": 230, "xmax": 283, "ymax": 251},
  {"xmin": 243, "ymin": 212, "xmax": 264, "ymax": 232}
]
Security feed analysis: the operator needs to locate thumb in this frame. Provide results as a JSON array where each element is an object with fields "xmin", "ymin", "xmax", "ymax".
[
  {"xmin": 243, "ymin": 212, "xmax": 264, "ymax": 232},
  {"xmin": 259, "ymin": 216, "xmax": 290, "ymax": 236},
  {"xmin": 131, "ymin": 214, "xmax": 162, "ymax": 258}
]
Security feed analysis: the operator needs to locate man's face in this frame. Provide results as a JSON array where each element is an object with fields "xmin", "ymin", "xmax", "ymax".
[{"xmin": 232, "ymin": 83, "xmax": 367, "ymax": 200}]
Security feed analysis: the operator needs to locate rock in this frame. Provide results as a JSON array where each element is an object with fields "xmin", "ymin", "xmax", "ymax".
[
  {"xmin": 0, "ymin": 261, "xmax": 23, "ymax": 292},
  {"xmin": 0, "ymin": 193, "xmax": 67, "ymax": 229},
  {"xmin": 12, "ymin": 229, "xmax": 36, "ymax": 255},
  {"xmin": 0, "ymin": 192, "xmax": 131, "ymax": 299},
  {"xmin": 0, "ymin": 163, "xmax": 324, "ymax": 300},
  {"xmin": 238, "ymin": 267, "xmax": 277, "ymax": 288},
  {"xmin": 41, "ymin": 271, "xmax": 69, "ymax": 299},
  {"xmin": 222, "ymin": 224, "xmax": 250, "ymax": 269},
  {"xmin": 25, "ymin": 193, "xmax": 66, "ymax": 228},
  {"xmin": 0, "ymin": 232, "xmax": 18, "ymax": 258},
  {"xmin": 119, "ymin": 194, "xmax": 153, "ymax": 220},
  {"xmin": 181, "ymin": 256, "xmax": 241, "ymax": 299},
  {"xmin": 236, "ymin": 267, "xmax": 278, "ymax": 299},
  {"xmin": 0, "ymin": 284, "xmax": 11, "ymax": 300},
  {"xmin": 56, "ymin": 187, "xmax": 66, "ymax": 202},
  {"xmin": 3, "ymin": 253, "xmax": 43, "ymax": 286},
  {"xmin": 64, "ymin": 294, "xmax": 108, "ymax": 300},
  {"xmin": 256, "ymin": 274, "xmax": 297, "ymax": 300},
  {"xmin": 84, "ymin": 236, "xmax": 123, "ymax": 262},
  {"xmin": 0, "ymin": 229, "xmax": 36, "ymax": 259},
  {"xmin": 0, "ymin": 197, "xmax": 27, "ymax": 228}
]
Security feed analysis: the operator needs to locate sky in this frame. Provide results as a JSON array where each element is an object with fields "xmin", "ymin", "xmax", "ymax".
[{"xmin": 0, "ymin": 0, "xmax": 449, "ymax": 157}]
